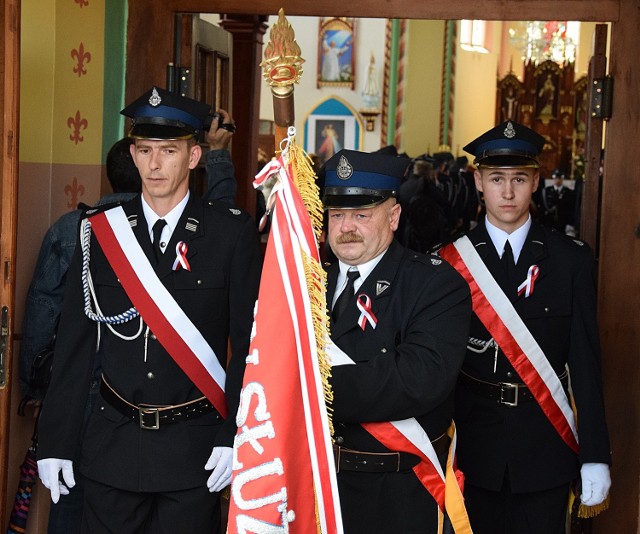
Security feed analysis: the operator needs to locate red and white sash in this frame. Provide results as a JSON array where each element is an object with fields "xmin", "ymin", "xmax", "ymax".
[
  {"xmin": 89, "ymin": 206, "xmax": 228, "ymax": 418},
  {"xmin": 330, "ymin": 344, "xmax": 471, "ymax": 532},
  {"xmin": 441, "ymin": 236, "xmax": 578, "ymax": 453}
]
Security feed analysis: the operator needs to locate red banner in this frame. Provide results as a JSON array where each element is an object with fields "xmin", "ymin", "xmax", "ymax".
[{"xmin": 228, "ymin": 145, "xmax": 342, "ymax": 533}]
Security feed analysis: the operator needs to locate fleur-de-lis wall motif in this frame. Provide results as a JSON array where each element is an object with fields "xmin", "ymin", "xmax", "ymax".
[
  {"xmin": 64, "ymin": 177, "xmax": 85, "ymax": 209},
  {"xmin": 74, "ymin": 0, "xmax": 89, "ymax": 7},
  {"xmin": 67, "ymin": 110, "xmax": 88, "ymax": 144},
  {"xmin": 71, "ymin": 42, "xmax": 91, "ymax": 76}
]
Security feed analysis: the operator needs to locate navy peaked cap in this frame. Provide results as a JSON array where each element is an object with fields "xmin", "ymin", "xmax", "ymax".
[
  {"xmin": 121, "ymin": 86, "xmax": 211, "ymax": 140},
  {"xmin": 322, "ymin": 149, "xmax": 409, "ymax": 209},
  {"xmin": 463, "ymin": 120, "xmax": 546, "ymax": 168}
]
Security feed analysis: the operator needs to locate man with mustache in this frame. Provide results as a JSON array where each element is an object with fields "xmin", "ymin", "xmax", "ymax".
[{"xmin": 321, "ymin": 149, "xmax": 472, "ymax": 533}]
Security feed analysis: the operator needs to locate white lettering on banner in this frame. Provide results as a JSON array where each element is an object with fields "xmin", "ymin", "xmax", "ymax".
[
  {"xmin": 234, "ymin": 383, "xmax": 273, "ymax": 469},
  {"xmin": 232, "ymin": 324, "xmax": 296, "ymax": 529},
  {"xmin": 232, "ymin": 459, "xmax": 286, "ymax": 510},
  {"xmin": 247, "ymin": 348, "xmax": 260, "ymax": 365},
  {"xmin": 236, "ymin": 503, "xmax": 296, "ymax": 533}
]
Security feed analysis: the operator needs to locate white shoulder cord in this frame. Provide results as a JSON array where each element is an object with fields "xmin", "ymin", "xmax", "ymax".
[{"xmin": 80, "ymin": 219, "xmax": 144, "ymax": 349}]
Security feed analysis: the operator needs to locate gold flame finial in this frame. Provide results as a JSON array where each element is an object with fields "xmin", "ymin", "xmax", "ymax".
[{"xmin": 261, "ymin": 9, "xmax": 305, "ymax": 97}]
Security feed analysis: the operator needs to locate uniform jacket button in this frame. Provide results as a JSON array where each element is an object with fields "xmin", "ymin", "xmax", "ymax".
[
  {"xmin": 335, "ymin": 435, "xmax": 344, "ymax": 445},
  {"xmin": 147, "ymin": 372, "xmax": 155, "ymax": 380}
]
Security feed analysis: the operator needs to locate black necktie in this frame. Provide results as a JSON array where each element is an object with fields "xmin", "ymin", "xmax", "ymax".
[
  {"xmin": 152, "ymin": 219, "xmax": 167, "ymax": 264},
  {"xmin": 501, "ymin": 240, "xmax": 517, "ymax": 282},
  {"xmin": 332, "ymin": 269, "xmax": 360, "ymax": 323}
]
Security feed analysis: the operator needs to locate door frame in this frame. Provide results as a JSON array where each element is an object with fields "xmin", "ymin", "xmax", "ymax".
[{"xmin": 0, "ymin": 0, "xmax": 20, "ymax": 529}]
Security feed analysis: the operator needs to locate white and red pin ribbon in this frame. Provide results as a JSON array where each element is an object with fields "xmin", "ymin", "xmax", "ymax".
[
  {"xmin": 356, "ymin": 293, "xmax": 378, "ymax": 330},
  {"xmin": 172, "ymin": 241, "xmax": 191, "ymax": 272},
  {"xmin": 517, "ymin": 264, "xmax": 539, "ymax": 298}
]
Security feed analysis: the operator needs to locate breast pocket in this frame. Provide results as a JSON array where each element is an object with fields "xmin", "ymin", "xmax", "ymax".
[
  {"xmin": 173, "ymin": 268, "xmax": 227, "ymax": 321},
  {"xmin": 517, "ymin": 272, "xmax": 572, "ymax": 320}
]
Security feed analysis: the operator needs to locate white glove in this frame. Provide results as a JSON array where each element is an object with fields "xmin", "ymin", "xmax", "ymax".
[
  {"xmin": 580, "ymin": 462, "xmax": 611, "ymax": 506},
  {"xmin": 205, "ymin": 446, "xmax": 233, "ymax": 493},
  {"xmin": 37, "ymin": 458, "xmax": 75, "ymax": 504}
]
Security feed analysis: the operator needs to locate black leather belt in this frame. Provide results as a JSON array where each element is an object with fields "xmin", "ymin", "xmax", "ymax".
[
  {"xmin": 333, "ymin": 433, "xmax": 450, "ymax": 473},
  {"xmin": 458, "ymin": 370, "xmax": 569, "ymax": 407},
  {"xmin": 100, "ymin": 377, "xmax": 215, "ymax": 430}
]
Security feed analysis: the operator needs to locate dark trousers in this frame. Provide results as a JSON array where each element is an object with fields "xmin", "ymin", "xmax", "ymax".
[
  {"xmin": 464, "ymin": 475, "xmax": 569, "ymax": 534},
  {"xmin": 47, "ymin": 380, "xmax": 100, "ymax": 534},
  {"xmin": 81, "ymin": 478, "xmax": 221, "ymax": 534}
]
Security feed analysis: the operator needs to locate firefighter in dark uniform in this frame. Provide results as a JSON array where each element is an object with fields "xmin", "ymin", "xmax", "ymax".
[
  {"xmin": 321, "ymin": 149, "xmax": 472, "ymax": 533},
  {"xmin": 541, "ymin": 167, "xmax": 576, "ymax": 234},
  {"xmin": 440, "ymin": 121, "xmax": 611, "ymax": 533},
  {"xmin": 36, "ymin": 87, "xmax": 262, "ymax": 533}
]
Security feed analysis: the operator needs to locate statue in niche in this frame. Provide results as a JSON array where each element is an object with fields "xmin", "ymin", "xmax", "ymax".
[
  {"xmin": 501, "ymin": 86, "xmax": 519, "ymax": 122},
  {"xmin": 536, "ymin": 73, "xmax": 557, "ymax": 119}
]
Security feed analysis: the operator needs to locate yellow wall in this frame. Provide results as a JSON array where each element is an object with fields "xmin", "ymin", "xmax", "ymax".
[
  {"xmin": 452, "ymin": 21, "xmax": 502, "ymax": 158},
  {"xmin": 402, "ymin": 20, "xmax": 445, "ymax": 158}
]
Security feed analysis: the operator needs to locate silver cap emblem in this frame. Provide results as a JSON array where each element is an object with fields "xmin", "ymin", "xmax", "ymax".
[
  {"xmin": 337, "ymin": 155, "xmax": 354, "ymax": 180},
  {"xmin": 503, "ymin": 121, "xmax": 516, "ymax": 139},
  {"xmin": 149, "ymin": 88, "xmax": 162, "ymax": 107}
]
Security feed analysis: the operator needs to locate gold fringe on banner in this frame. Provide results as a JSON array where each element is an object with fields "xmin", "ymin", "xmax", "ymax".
[{"xmin": 285, "ymin": 131, "xmax": 334, "ymax": 437}]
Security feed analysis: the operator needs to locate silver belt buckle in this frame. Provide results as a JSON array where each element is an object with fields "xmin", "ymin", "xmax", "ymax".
[
  {"xmin": 498, "ymin": 382, "xmax": 519, "ymax": 407},
  {"xmin": 139, "ymin": 406, "xmax": 160, "ymax": 430}
]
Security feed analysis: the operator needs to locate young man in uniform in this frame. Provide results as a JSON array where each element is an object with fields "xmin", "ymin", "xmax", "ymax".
[
  {"xmin": 36, "ymin": 87, "xmax": 261, "ymax": 533},
  {"xmin": 440, "ymin": 121, "xmax": 611, "ymax": 533}
]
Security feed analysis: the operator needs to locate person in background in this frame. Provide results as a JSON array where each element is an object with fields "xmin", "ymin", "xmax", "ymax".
[
  {"xmin": 400, "ymin": 156, "xmax": 454, "ymax": 253},
  {"xmin": 322, "ymin": 149, "xmax": 471, "ymax": 533},
  {"xmin": 440, "ymin": 121, "xmax": 611, "ymax": 533},
  {"xmin": 34, "ymin": 86, "xmax": 260, "ymax": 534},
  {"xmin": 541, "ymin": 168, "xmax": 576, "ymax": 235}
]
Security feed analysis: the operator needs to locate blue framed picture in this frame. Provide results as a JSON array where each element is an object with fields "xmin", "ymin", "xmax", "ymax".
[{"xmin": 304, "ymin": 96, "xmax": 363, "ymax": 165}]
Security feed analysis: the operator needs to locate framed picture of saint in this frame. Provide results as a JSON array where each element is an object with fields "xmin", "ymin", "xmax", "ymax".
[
  {"xmin": 317, "ymin": 18, "xmax": 355, "ymax": 89},
  {"xmin": 534, "ymin": 61, "xmax": 561, "ymax": 122}
]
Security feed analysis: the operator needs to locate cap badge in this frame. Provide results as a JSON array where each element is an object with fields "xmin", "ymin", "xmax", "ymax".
[
  {"xmin": 337, "ymin": 155, "xmax": 354, "ymax": 180},
  {"xmin": 503, "ymin": 121, "xmax": 516, "ymax": 139},
  {"xmin": 149, "ymin": 88, "xmax": 162, "ymax": 107}
]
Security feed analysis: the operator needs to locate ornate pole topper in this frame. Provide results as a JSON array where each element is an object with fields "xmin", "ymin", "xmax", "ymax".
[{"xmin": 260, "ymin": 8, "xmax": 305, "ymax": 150}]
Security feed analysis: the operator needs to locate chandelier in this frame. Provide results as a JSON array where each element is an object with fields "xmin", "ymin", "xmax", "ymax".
[{"xmin": 508, "ymin": 21, "xmax": 577, "ymax": 64}]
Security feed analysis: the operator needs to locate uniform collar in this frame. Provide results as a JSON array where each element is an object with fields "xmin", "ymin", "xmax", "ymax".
[
  {"xmin": 484, "ymin": 214, "xmax": 531, "ymax": 264},
  {"xmin": 141, "ymin": 191, "xmax": 190, "ymax": 242},
  {"xmin": 334, "ymin": 248, "xmax": 388, "ymax": 305}
]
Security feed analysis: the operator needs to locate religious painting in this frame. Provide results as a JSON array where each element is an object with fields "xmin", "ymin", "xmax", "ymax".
[
  {"xmin": 304, "ymin": 96, "xmax": 363, "ymax": 166},
  {"xmin": 534, "ymin": 60, "xmax": 561, "ymax": 124},
  {"xmin": 496, "ymin": 73, "xmax": 524, "ymax": 123},
  {"xmin": 317, "ymin": 18, "xmax": 355, "ymax": 89}
]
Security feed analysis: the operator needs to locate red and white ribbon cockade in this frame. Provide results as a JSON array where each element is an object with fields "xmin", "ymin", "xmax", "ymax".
[
  {"xmin": 517, "ymin": 264, "xmax": 539, "ymax": 298},
  {"xmin": 88, "ymin": 207, "xmax": 227, "ymax": 417},
  {"xmin": 228, "ymin": 130, "xmax": 343, "ymax": 534},
  {"xmin": 441, "ymin": 236, "xmax": 578, "ymax": 453},
  {"xmin": 171, "ymin": 241, "xmax": 191, "ymax": 272},
  {"xmin": 356, "ymin": 293, "xmax": 377, "ymax": 331}
]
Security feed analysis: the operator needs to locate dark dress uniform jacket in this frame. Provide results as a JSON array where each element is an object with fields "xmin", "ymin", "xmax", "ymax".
[
  {"xmin": 37, "ymin": 194, "xmax": 262, "ymax": 493},
  {"xmin": 452, "ymin": 221, "xmax": 611, "ymax": 493},
  {"xmin": 328, "ymin": 240, "xmax": 471, "ymax": 533}
]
